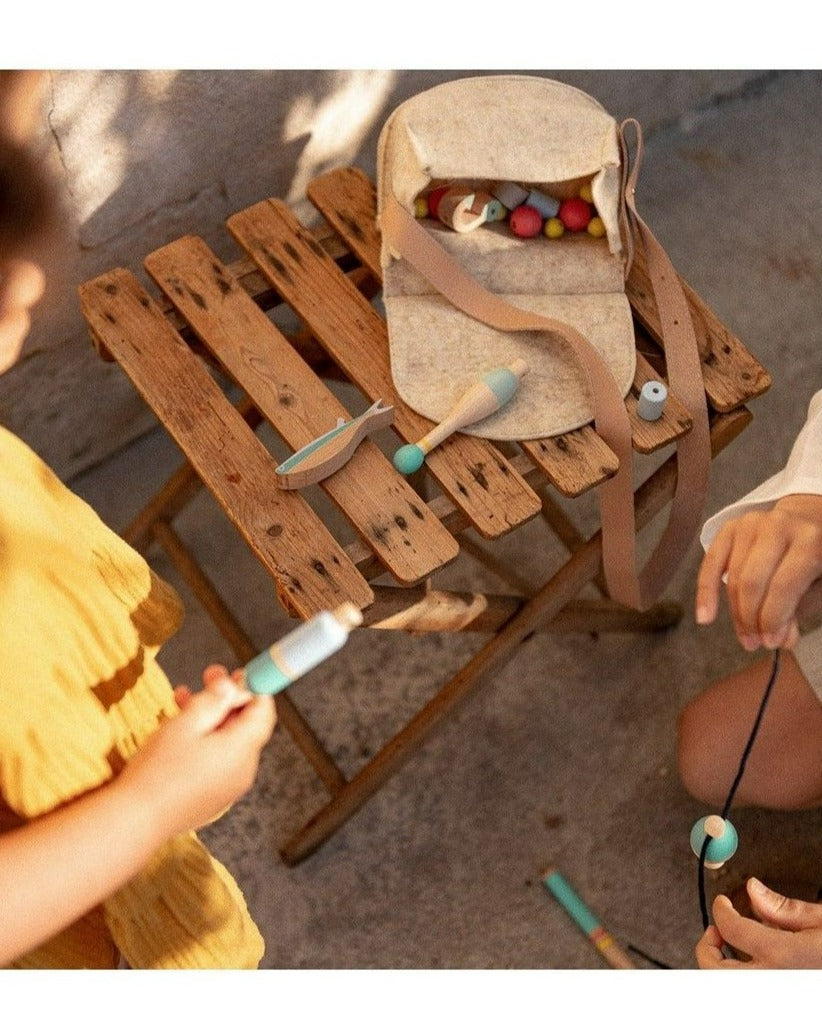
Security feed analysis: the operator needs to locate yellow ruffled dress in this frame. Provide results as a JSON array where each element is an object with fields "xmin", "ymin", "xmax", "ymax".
[{"xmin": 0, "ymin": 425, "xmax": 264, "ymax": 968}]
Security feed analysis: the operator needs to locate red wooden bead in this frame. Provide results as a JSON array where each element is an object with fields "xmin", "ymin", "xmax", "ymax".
[
  {"xmin": 426, "ymin": 186, "xmax": 450, "ymax": 220},
  {"xmin": 558, "ymin": 197, "xmax": 592, "ymax": 231},
  {"xmin": 509, "ymin": 204, "xmax": 543, "ymax": 238}
]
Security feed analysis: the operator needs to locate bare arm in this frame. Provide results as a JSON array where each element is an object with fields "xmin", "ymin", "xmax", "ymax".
[{"xmin": 0, "ymin": 668, "xmax": 275, "ymax": 966}]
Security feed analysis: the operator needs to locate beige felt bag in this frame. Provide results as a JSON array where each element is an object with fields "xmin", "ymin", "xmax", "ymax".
[{"xmin": 376, "ymin": 75, "xmax": 711, "ymax": 611}]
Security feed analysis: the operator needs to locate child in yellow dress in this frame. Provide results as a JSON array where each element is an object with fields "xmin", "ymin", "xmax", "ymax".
[{"xmin": 0, "ymin": 71, "xmax": 276, "ymax": 969}]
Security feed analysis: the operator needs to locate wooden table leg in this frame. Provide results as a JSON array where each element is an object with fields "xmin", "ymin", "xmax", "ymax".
[{"xmin": 280, "ymin": 520, "xmax": 608, "ymax": 863}]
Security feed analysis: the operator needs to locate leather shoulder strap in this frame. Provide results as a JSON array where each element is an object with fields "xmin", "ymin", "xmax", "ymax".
[{"xmin": 380, "ymin": 121, "xmax": 710, "ymax": 609}]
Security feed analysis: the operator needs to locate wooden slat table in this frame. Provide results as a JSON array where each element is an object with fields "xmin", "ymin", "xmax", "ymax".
[{"xmin": 78, "ymin": 167, "xmax": 771, "ymax": 864}]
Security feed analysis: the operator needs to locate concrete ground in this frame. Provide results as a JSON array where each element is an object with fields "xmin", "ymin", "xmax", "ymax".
[{"xmin": 68, "ymin": 70, "xmax": 822, "ymax": 977}]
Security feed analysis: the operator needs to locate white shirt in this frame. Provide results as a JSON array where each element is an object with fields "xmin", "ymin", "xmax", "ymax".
[{"xmin": 701, "ymin": 389, "xmax": 822, "ymax": 549}]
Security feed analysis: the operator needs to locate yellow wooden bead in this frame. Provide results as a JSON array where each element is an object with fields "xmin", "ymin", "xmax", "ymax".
[
  {"xmin": 414, "ymin": 196, "xmax": 429, "ymax": 218},
  {"xmin": 544, "ymin": 217, "xmax": 565, "ymax": 239},
  {"xmin": 579, "ymin": 182, "xmax": 594, "ymax": 203},
  {"xmin": 587, "ymin": 216, "xmax": 606, "ymax": 238}
]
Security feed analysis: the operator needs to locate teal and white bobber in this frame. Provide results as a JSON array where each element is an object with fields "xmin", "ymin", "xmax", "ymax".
[{"xmin": 690, "ymin": 815, "xmax": 739, "ymax": 869}]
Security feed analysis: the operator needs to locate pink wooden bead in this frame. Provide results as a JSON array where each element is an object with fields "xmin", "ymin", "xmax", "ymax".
[{"xmin": 509, "ymin": 204, "xmax": 543, "ymax": 238}]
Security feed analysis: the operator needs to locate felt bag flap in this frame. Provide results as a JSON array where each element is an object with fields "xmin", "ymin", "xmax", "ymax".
[{"xmin": 377, "ymin": 75, "xmax": 624, "ymax": 258}]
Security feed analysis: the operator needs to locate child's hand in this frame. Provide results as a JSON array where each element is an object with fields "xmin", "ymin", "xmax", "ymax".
[
  {"xmin": 0, "ymin": 665, "xmax": 274, "ymax": 965},
  {"xmin": 696, "ymin": 878, "xmax": 822, "ymax": 968},
  {"xmin": 116, "ymin": 664, "xmax": 276, "ymax": 841},
  {"xmin": 695, "ymin": 494, "xmax": 822, "ymax": 651}
]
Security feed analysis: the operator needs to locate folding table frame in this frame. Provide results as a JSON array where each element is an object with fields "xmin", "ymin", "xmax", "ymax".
[{"xmin": 79, "ymin": 168, "xmax": 771, "ymax": 864}]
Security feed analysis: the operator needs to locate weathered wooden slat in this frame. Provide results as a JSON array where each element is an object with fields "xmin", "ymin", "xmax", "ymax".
[
  {"xmin": 626, "ymin": 244, "xmax": 772, "ymax": 412},
  {"xmin": 227, "ymin": 199, "xmax": 543, "ymax": 540},
  {"xmin": 518, "ymin": 429, "xmax": 617, "ymax": 498},
  {"xmin": 307, "ymin": 166, "xmax": 382, "ymax": 281},
  {"xmin": 143, "ymin": 235, "xmax": 459, "ymax": 586},
  {"xmin": 78, "ymin": 268, "xmax": 373, "ymax": 617}
]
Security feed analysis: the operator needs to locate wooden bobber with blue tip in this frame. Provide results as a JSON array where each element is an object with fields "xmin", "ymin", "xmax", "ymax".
[{"xmin": 393, "ymin": 359, "xmax": 529, "ymax": 475}]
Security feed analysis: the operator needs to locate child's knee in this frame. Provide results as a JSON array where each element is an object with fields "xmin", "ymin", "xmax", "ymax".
[{"xmin": 676, "ymin": 698, "xmax": 725, "ymax": 806}]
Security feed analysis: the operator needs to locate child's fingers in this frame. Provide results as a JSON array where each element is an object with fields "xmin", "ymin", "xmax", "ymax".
[
  {"xmin": 759, "ymin": 545, "xmax": 822, "ymax": 646},
  {"xmin": 202, "ymin": 664, "xmax": 231, "ymax": 688},
  {"xmin": 173, "ymin": 685, "xmax": 194, "ymax": 708},
  {"xmin": 695, "ymin": 924, "xmax": 731, "ymax": 968},
  {"xmin": 747, "ymin": 878, "xmax": 822, "ymax": 932},
  {"xmin": 727, "ymin": 538, "xmax": 786, "ymax": 644},
  {"xmin": 203, "ymin": 664, "xmax": 251, "ymax": 696},
  {"xmin": 201, "ymin": 665, "xmax": 251, "ymax": 704},
  {"xmin": 711, "ymin": 893, "xmax": 791, "ymax": 965},
  {"xmin": 182, "ymin": 676, "xmax": 253, "ymax": 734},
  {"xmin": 224, "ymin": 694, "xmax": 277, "ymax": 748},
  {"xmin": 696, "ymin": 531, "xmax": 734, "ymax": 625}
]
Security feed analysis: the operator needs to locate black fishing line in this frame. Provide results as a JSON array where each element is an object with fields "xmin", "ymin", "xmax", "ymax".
[{"xmin": 697, "ymin": 647, "xmax": 782, "ymax": 929}]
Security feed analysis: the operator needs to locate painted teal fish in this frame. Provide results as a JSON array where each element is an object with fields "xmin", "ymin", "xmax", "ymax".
[{"xmin": 275, "ymin": 399, "xmax": 395, "ymax": 489}]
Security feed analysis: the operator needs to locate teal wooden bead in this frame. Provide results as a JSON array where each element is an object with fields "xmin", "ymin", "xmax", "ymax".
[
  {"xmin": 690, "ymin": 815, "xmax": 738, "ymax": 868},
  {"xmin": 484, "ymin": 198, "xmax": 507, "ymax": 222},
  {"xmin": 393, "ymin": 443, "xmax": 425, "ymax": 474}
]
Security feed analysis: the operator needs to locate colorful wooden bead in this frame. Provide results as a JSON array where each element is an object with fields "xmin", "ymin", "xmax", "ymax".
[
  {"xmin": 492, "ymin": 181, "xmax": 529, "ymax": 211},
  {"xmin": 484, "ymin": 198, "xmax": 507, "ymax": 222},
  {"xmin": 525, "ymin": 188, "xmax": 560, "ymax": 219},
  {"xmin": 690, "ymin": 815, "xmax": 738, "ymax": 869},
  {"xmin": 509, "ymin": 204, "xmax": 543, "ymax": 238},
  {"xmin": 579, "ymin": 182, "xmax": 594, "ymax": 203},
  {"xmin": 587, "ymin": 216, "xmax": 606, "ymax": 238},
  {"xmin": 544, "ymin": 217, "xmax": 565, "ymax": 239},
  {"xmin": 558, "ymin": 197, "xmax": 592, "ymax": 231},
  {"xmin": 414, "ymin": 196, "xmax": 429, "ymax": 219},
  {"xmin": 394, "ymin": 443, "xmax": 426, "ymax": 474}
]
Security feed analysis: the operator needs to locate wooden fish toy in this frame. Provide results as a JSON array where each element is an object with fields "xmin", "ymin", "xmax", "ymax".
[{"xmin": 275, "ymin": 399, "xmax": 395, "ymax": 489}]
